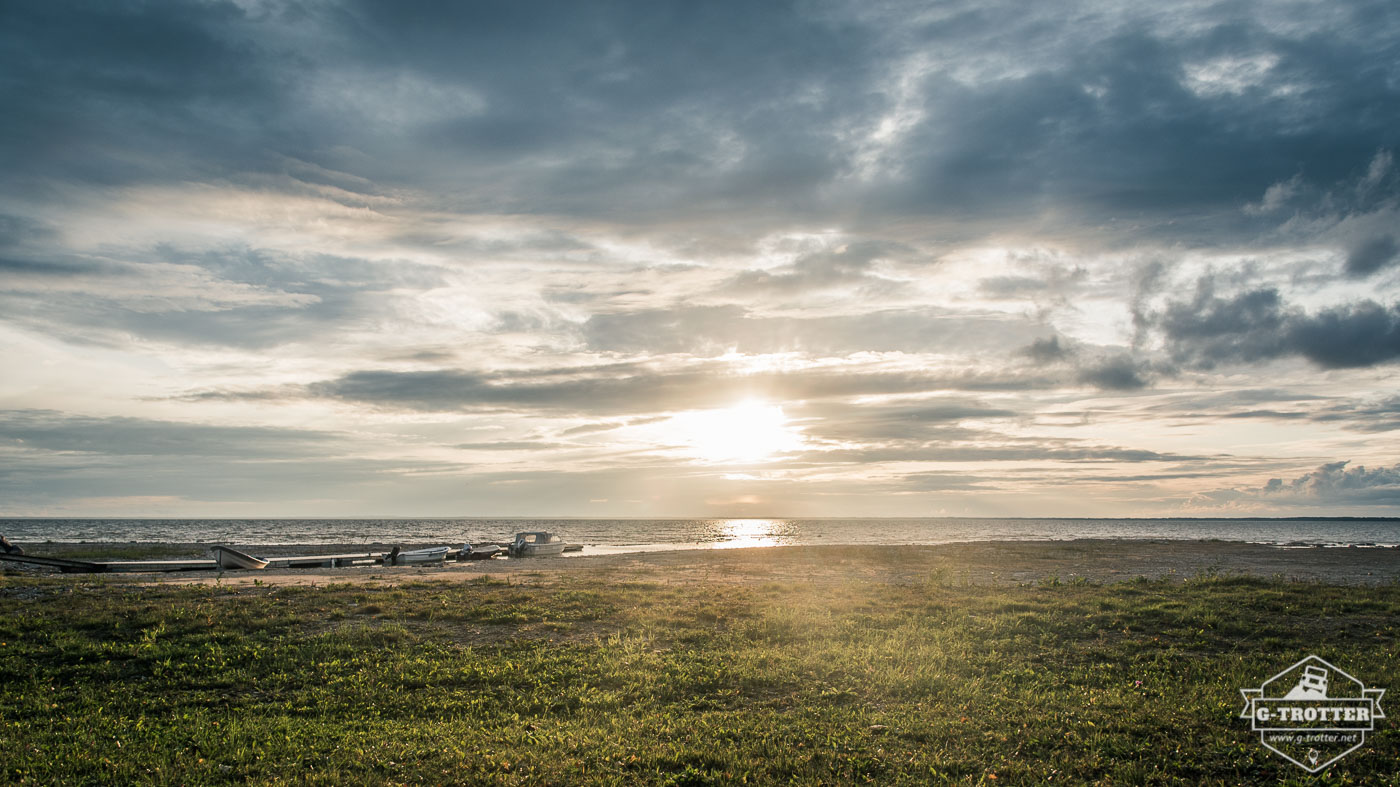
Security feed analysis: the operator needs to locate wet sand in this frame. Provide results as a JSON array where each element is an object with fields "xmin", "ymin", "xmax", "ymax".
[{"xmin": 12, "ymin": 539, "xmax": 1399, "ymax": 587}]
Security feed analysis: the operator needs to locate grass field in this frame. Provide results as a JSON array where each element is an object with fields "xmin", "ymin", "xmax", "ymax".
[{"xmin": 1, "ymin": 564, "xmax": 1395, "ymax": 785}]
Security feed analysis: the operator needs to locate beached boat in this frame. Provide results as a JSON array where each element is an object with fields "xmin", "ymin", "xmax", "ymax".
[
  {"xmin": 384, "ymin": 546, "xmax": 450, "ymax": 565},
  {"xmin": 457, "ymin": 543, "xmax": 503, "ymax": 560},
  {"xmin": 211, "ymin": 546, "xmax": 270, "ymax": 570},
  {"xmin": 509, "ymin": 531, "xmax": 566, "ymax": 557}
]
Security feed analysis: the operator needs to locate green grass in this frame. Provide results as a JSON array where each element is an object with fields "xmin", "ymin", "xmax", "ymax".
[{"xmin": 0, "ymin": 572, "xmax": 1396, "ymax": 785}]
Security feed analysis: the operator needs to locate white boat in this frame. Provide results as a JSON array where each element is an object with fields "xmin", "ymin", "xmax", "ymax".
[
  {"xmin": 457, "ymin": 543, "xmax": 503, "ymax": 561},
  {"xmin": 384, "ymin": 546, "xmax": 450, "ymax": 565},
  {"xmin": 509, "ymin": 531, "xmax": 566, "ymax": 557},
  {"xmin": 211, "ymin": 546, "xmax": 270, "ymax": 570}
]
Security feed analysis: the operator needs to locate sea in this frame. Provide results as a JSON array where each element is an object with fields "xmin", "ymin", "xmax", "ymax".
[{"xmin": 2, "ymin": 517, "xmax": 1399, "ymax": 553}]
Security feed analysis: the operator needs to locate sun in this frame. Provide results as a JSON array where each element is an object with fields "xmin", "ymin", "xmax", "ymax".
[{"xmin": 667, "ymin": 401, "xmax": 803, "ymax": 464}]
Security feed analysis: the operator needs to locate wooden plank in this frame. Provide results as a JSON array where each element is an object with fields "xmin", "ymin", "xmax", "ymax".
[
  {"xmin": 96, "ymin": 559, "xmax": 219, "ymax": 573},
  {"xmin": 0, "ymin": 553, "xmax": 108, "ymax": 573},
  {"xmin": 269, "ymin": 553, "xmax": 384, "ymax": 568}
]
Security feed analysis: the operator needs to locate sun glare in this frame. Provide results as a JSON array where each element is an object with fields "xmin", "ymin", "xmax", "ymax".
[
  {"xmin": 712, "ymin": 519, "xmax": 785, "ymax": 549},
  {"xmin": 668, "ymin": 401, "xmax": 803, "ymax": 464}
]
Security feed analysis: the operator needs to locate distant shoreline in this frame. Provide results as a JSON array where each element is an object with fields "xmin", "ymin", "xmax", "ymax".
[
  {"xmin": 4, "ymin": 515, "xmax": 1400, "ymax": 553},
  {"xmin": 8, "ymin": 539, "xmax": 1399, "ymax": 587},
  {"xmin": 4, "ymin": 515, "xmax": 1400, "ymax": 521}
]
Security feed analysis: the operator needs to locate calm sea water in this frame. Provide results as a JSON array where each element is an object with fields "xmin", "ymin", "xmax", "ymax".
[{"xmin": 2, "ymin": 518, "xmax": 1399, "ymax": 552}]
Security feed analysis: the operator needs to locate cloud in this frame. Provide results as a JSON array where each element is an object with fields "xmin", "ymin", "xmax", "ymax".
[
  {"xmin": 1345, "ymin": 234, "xmax": 1399, "ymax": 277},
  {"xmin": 1022, "ymin": 336, "xmax": 1070, "ymax": 363},
  {"xmin": 581, "ymin": 305, "xmax": 1039, "ymax": 357},
  {"xmin": 455, "ymin": 441, "xmax": 562, "ymax": 452},
  {"xmin": 1075, "ymin": 354, "xmax": 1151, "ymax": 391},
  {"xmin": 0, "ymin": 409, "xmax": 338, "ymax": 458},
  {"xmin": 798, "ymin": 442, "xmax": 1200, "ymax": 466},
  {"xmin": 791, "ymin": 399, "xmax": 1017, "ymax": 444},
  {"xmin": 4, "ymin": 1, "xmax": 1395, "ymax": 240},
  {"xmin": 1244, "ymin": 175, "xmax": 1302, "ymax": 215},
  {"xmin": 1313, "ymin": 396, "xmax": 1400, "ymax": 433},
  {"xmin": 0, "ymin": 243, "xmax": 448, "ymax": 349},
  {"xmin": 1157, "ymin": 280, "xmax": 1400, "ymax": 369},
  {"xmin": 3, "ymin": 1, "xmax": 1400, "ymax": 516},
  {"xmin": 1288, "ymin": 301, "xmax": 1400, "ymax": 368},
  {"xmin": 307, "ymin": 362, "xmax": 1060, "ymax": 416},
  {"xmin": 720, "ymin": 240, "xmax": 911, "ymax": 296},
  {"xmin": 1259, "ymin": 461, "xmax": 1400, "ymax": 506},
  {"xmin": 1018, "ymin": 336, "xmax": 1154, "ymax": 391}
]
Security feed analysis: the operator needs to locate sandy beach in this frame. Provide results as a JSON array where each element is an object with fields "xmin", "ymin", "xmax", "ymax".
[{"xmin": 16, "ymin": 539, "xmax": 1400, "ymax": 588}]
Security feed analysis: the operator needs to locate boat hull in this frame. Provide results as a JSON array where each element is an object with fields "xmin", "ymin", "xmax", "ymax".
[
  {"xmin": 386, "ymin": 546, "xmax": 450, "ymax": 565},
  {"xmin": 211, "ymin": 546, "xmax": 269, "ymax": 570},
  {"xmin": 512, "ymin": 542, "xmax": 566, "ymax": 557}
]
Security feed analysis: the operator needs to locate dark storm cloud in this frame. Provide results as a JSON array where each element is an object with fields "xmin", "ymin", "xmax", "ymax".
[
  {"xmin": 1287, "ymin": 302, "xmax": 1400, "ymax": 368},
  {"xmin": 0, "ymin": 214, "xmax": 56, "ymax": 246},
  {"xmin": 1157, "ymin": 279, "xmax": 1400, "ymax": 369},
  {"xmin": 1017, "ymin": 336, "xmax": 1156, "ymax": 392},
  {"xmin": 0, "ymin": 1, "xmax": 292, "ymax": 185},
  {"xmin": 0, "ymin": 410, "xmax": 337, "ymax": 458},
  {"xmin": 1074, "ymin": 354, "xmax": 1151, "ymax": 391},
  {"xmin": 4, "ymin": 1, "xmax": 1396, "ymax": 237},
  {"xmin": 1022, "ymin": 336, "xmax": 1070, "ymax": 363},
  {"xmin": 344, "ymin": 0, "xmax": 879, "ymax": 213},
  {"xmin": 874, "ymin": 13, "xmax": 1400, "ymax": 239},
  {"xmin": 1345, "ymin": 235, "xmax": 1400, "ymax": 278}
]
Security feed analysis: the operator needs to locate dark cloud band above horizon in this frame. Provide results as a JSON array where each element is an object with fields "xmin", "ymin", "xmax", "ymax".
[{"xmin": 4, "ymin": 0, "xmax": 1398, "ymax": 239}]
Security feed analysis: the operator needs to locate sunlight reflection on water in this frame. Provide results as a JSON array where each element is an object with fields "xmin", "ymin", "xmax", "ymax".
[
  {"xmin": 4, "ymin": 517, "xmax": 1397, "ymax": 553},
  {"xmin": 709, "ymin": 518, "xmax": 788, "ymax": 549}
]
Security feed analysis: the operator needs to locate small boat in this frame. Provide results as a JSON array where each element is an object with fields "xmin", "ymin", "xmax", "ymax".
[
  {"xmin": 384, "ymin": 546, "xmax": 450, "ymax": 566},
  {"xmin": 457, "ymin": 543, "xmax": 503, "ymax": 561},
  {"xmin": 509, "ymin": 531, "xmax": 565, "ymax": 557},
  {"xmin": 211, "ymin": 546, "xmax": 270, "ymax": 570}
]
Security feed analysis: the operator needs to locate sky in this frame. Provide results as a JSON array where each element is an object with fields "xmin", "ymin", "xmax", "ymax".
[{"xmin": 2, "ymin": 0, "xmax": 1399, "ymax": 519}]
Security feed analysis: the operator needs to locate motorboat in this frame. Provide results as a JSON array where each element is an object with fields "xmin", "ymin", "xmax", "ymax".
[
  {"xmin": 384, "ymin": 546, "xmax": 450, "ymax": 566},
  {"xmin": 457, "ymin": 543, "xmax": 503, "ymax": 561},
  {"xmin": 509, "ymin": 531, "xmax": 566, "ymax": 557},
  {"xmin": 211, "ymin": 545, "xmax": 270, "ymax": 570}
]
